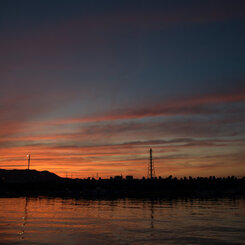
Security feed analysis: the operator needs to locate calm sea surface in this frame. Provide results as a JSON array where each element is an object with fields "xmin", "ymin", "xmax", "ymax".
[{"xmin": 0, "ymin": 197, "xmax": 245, "ymax": 245}]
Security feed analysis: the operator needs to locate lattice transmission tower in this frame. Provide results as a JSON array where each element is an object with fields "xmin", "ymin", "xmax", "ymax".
[{"xmin": 148, "ymin": 148, "xmax": 155, "ymax": 179}]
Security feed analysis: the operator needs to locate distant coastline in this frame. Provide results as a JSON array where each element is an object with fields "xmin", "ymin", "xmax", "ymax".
[{"xmin": 0, "ymin": 169, "xmax": 245, "ymax": 199}]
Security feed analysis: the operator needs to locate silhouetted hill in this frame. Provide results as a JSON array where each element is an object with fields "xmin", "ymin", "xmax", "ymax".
[{"xmin": 0, "ymin": 169, "xmax": 61, "ymax": 184}]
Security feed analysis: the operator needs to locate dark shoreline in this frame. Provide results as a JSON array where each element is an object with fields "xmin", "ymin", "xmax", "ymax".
[
  {"xmin": 1, "ymin": 180, "xmax": 245, "ymax": 200},
  {"xmin": 1, "ymin": 169, "xmax": 245, "ymax": 199}
]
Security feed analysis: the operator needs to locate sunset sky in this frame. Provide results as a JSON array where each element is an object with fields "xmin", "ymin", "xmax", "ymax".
[{"xmin": 1, "ymin": 0, "xmax": 245, "ymax": 178}]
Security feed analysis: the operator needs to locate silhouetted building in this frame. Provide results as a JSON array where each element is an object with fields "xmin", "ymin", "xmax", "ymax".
[
  {"xmin": 126, "ymin": 175, "xmax": 133, "ymax": 181},
  {"xmin": 114, "ymin": 176, "xmax": 123, "ymax": 180}
]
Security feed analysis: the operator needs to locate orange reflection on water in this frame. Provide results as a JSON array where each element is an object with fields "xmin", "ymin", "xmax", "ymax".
[{"xmin": 0, "ymin": 197, "xmax": 245, "ymax": 244}]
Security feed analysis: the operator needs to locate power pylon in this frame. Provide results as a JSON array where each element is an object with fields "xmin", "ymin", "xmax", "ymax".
[{"xmin": 148, "ymin": 148, "xmax": 155, "ymax": 179}]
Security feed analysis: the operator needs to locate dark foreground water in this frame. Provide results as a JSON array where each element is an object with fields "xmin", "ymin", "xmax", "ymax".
[{"xmin": 0, "ymin": 197, "xmax": 245, "ymax": 245}]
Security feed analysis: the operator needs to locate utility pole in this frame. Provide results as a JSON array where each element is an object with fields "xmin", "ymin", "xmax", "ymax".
[
  {"xmin": 150, "ymin": 148, "xmax": 153, "ymax": 179},
  {"xmin": 27, "ymin": 154, "xmax": 31, "ymax": 170}
]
